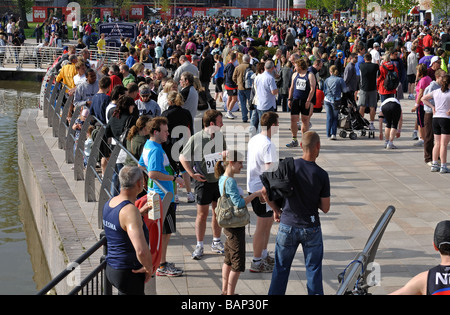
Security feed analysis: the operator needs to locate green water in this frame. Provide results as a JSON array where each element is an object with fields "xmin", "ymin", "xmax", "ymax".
[{"xmin": 0, "ymin": 81, "xmax": 48, "ymax": 294}]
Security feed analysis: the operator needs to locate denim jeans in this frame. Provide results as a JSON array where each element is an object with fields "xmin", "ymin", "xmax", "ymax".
[
  {"xmin": 268, "ymin": 223, "xmax": 324, "ymax": 295},
  {"xmin": 325, "ymin": 101, "xmax": 339, "ymax": 138},
  {"xmin": 238, "ymin": 89, "xmax": 251, "ymax": 122}
]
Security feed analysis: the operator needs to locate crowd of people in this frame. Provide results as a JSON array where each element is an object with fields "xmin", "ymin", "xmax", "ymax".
[{"xmin": 48, "ymin": 13, "xmax": 450, "ymax": 295}]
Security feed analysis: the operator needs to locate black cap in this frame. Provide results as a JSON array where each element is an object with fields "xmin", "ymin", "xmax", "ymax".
[{"xmin": 434, "ymin": 220, "xmax": 450, "ymax": 249}]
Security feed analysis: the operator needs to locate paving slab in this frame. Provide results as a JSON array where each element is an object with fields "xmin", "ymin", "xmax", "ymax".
[{"xmin": 36, "ymin": 86, "xmax": 450, "ymax": 295}]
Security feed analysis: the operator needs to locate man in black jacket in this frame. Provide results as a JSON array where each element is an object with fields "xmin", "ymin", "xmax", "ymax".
[{"xmin": 198, "ymin": 49, "xmax": 215, "ymax": 108}]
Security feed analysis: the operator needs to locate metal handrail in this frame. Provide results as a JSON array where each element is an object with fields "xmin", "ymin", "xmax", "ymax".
[
  {"xmin": 37, "ymin": 66, "xmax": 171, "ymax": 295},
  {"xmin": 0, "ymin": 45, "xmax": 123, "ymax": 70}
]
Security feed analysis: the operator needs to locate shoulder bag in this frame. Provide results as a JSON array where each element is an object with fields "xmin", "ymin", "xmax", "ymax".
[{"xmin": 215, "ymin": 177, "xmax": 250, "ymax": 229}]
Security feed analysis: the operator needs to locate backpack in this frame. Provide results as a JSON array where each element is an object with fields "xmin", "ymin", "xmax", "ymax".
[
  {"xmin": 244, "ymin": 65, "xmax": 255, "ymax": 89},
  {"xmin": 383, "ymin": 64, "xmax": 399, "ymax": 91}
]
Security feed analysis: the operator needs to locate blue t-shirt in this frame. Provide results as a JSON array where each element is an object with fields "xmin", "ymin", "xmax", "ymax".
[
  {"xmin": 355, "ymin": 54, "xmax": 365, "ymax": 76},
  {"xmin": 90, "ymin": 93, "xmax": 110, "ymax": 125},
  {"xmin": 138, "ymin": 140, "xmax": 174, "ymax": 202},
  {"xmin": 126, "ymin": 55, "xmax": 136, "ymax": 68}
]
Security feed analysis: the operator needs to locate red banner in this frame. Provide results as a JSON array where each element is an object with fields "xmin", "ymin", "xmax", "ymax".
[{"xmin": 33, "ymin": 7, "xmax": 47, "ymax": 23}]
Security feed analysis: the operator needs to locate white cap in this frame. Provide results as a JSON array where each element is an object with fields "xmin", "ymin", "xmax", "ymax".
[{"xmin": 430, "ymin": 56, "xmax": 440, "ymax": 64}]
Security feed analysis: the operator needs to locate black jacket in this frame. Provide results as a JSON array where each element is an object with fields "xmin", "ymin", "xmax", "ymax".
[{"xmin": 260, "ymin": 157, "xmax": 295, "ymax": 208}]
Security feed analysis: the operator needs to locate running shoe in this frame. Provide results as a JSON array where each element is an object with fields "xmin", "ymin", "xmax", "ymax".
[
  {"xmin": 250, "ymin": 259, "xmax": 273, "ymax": 273},
  {"xmin": 211, "ymin": 240, "xmax": 225, "ymax": 254},
  {"xmin": 413, "ymin": 139, "xmax": 424, "ymax": 146},
  {"xmin": 225, "ymin": 111, "xmax": 235, "ymax": 119},
  {"xmin": 386, "ymin": 143, "xmax": 398, "ymax": 149},
  {"xmin": 186, "ymin": 192, "xmax": 195, "ymax": 203},
  {"xmin": 286, "ymin": 139, "xmax": 299, "ymax": 147},
  {"xmin": 440, "ymin": 166, "xmax": 449, "ymax": 174},
  {"xmin": 431, "ymin": 164, "xmax": 440, "ymax": 172},
  {"xmin": 192, "ymin": 245, "xmax": 204, "ymax": 260},
  {"xmin": 156, "ymin": 262, "xmax": 183, "ymax": 277}
]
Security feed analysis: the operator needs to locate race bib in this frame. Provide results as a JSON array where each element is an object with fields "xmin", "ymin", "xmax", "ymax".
[
  {"xmin": 204, "ymin": 152, "xmax": 223, "ymax": 174},
  {"xmin": 296, "ymin": 78, "xmax": 307, "ymax": 90}
]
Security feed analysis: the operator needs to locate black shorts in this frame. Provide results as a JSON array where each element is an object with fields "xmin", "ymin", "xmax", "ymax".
[
  {"xmin": 291, "ymin": 98, "xmax": 310, "ymax": 116},
  {"xmin": 226, "ymin": 88, "xmax": 237, "ymax": 96},
  {"xmin": 407, "ymin": 74, "xmax": 416, "ymax": 84},
  {"xmin": 194, "ymin": 181, "xmax": 220, "ymax": 205},
  {"xmin": 105, "ymin": 264, "xmax": 145, "ymax": 295},
  {"xmin": 249, "ymin": 193, "xmax": 273, "ymax": 218},
  {"xmin": 381, "ymin": 101, "xmax": 402, "ymax": 129},
  {"xmin": 163, "ymin": 202, "xmax": 176, "ymax": 234},
  {"xmin": 432, "ymin": 117, "xmax": 450, "ymax": 135},
  {"xmin": 215, "ymin": 77, "xmax": 224, "ymax": 93},
  {"xmin": 416, "ymin": 105, "xmax": 425, "ymax": 128}
]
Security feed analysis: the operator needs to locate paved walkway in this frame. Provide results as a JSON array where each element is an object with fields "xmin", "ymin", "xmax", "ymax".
[{"xmin": 37, "ymin": 68, "xmax": 450, "ymax": 295}]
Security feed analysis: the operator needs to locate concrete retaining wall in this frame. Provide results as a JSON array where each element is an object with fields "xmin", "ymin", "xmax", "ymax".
[{"xmin": 17, "ymin": 108, "xmax": 98, "ymax": 294}]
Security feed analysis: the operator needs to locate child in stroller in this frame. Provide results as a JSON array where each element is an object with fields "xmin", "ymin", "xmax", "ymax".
[{"xmin": 337, "ymin": 93, "xmax": 374, "ymax": 140}]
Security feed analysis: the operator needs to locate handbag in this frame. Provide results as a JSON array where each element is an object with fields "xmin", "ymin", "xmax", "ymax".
[{"xmin": 215, "ymin": 177, "xmax": 250, "ymax": 229}]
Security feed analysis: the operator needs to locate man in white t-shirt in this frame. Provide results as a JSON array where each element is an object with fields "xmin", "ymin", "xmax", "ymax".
[
  {"xmin": 247, "ymin": 111, "xmax": 279, "ymax": 272},
  {"xmin": 370, "ymin": 42, "xmax": 381, "ymax": 65}
]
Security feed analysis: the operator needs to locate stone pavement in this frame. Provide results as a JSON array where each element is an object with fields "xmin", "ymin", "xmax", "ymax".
[
  {"xmin": 153, "ymin": 97, "xmax": 450, "ymax": 295},
  {"xmin": 37, "ymin": 76, "xmax": 450, "ymax": 295}
]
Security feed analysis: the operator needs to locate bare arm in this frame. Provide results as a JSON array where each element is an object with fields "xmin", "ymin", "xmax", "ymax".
[{"xmin": 120, "ymin": 204, "xmax": 153, "ymax": 281}]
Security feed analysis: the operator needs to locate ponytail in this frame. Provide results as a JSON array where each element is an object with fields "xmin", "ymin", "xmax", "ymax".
[
  {"xmin": 214, "ymin": 150, "xmax": 244, "ymax": 179},
  {"xmin": 214, "ymin": 160, "xmax": 226, "ymax": 179}
]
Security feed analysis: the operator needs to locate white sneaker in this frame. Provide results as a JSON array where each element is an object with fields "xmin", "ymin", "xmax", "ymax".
[
  {"xmin": 414, "ymin": 139, "xmax": 424, "ymax": 147},
  {"xmin": 330, "ymin": 134, "xmax": 337, "ymax": 140},
  {"xmin": 186, "ymin": 192, "xmax": 195, "ymax": 203},
  {"xmin": 225, "ymin": 111, "xmax": 235, "ymax": 119}
]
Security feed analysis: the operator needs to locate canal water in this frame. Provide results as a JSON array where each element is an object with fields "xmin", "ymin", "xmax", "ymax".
[{"xmin": 0, "ymin": 81, "xmax": 50, "ymax": 294}]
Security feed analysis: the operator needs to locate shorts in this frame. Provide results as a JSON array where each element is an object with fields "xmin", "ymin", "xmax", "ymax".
[
  {"xmin": 291, "ymin": 98, "xmax": 310, "ymax": 116},
  {"xmin": 105, "ymin": 264, "xmax": 145, "ymax": 295},
  {"xmin": 407, "ymin": 74, "xmax": 416, "ymax": 84},
  {"xmin": 163, "ymin": 202, "xmax": 177, "ymax": 234},
  {"xmin": 358, "ymin": 90, "xmax": 378, "ymax": 108},
  {"xmin": 226, "ymin": 88, "xmax": 237, "ymax": 97},
  {"xmin": 194, "ymin": 181, "xmax": 220, "ymax": 205},
  {"xmin": 249, "ymin": 193, "xmax": 273, "ymax": 218},
  {"xmin": 416, "ymin": 105, "xmax": 425, "ymax": 128},
  {"xmin": 432, "ymin": 117, "xmax": 450, "ymax": 135},
  {"xmin": 381, "ymin": 101, "xmax": 401, "ymax": 129},
  {"xmin": 215, "ymin": 77, "xmax": 224, "ymax": 93},
  {"xmin": 223, "ymin": 227, "xmax": 246, "ymax": 272}
]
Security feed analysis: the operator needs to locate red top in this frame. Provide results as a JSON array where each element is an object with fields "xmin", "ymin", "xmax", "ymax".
[{"xmin": 377, "ymin": 62, "xmax": 398, "ymax": 95}]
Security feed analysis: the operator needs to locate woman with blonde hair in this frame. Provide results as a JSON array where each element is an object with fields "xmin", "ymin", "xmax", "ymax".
[{"xmin": 157, "ymin": 78, "xmax": 178, "ymax": 113}]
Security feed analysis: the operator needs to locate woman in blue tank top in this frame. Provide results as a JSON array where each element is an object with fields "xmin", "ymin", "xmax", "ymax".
[
  {"xmin": 287, "ymin": 59, "xmax": 316, "ymax": 148},
  {"xmin": 103, "ymin": 165, "xmax": 152, "ymax": 295}
]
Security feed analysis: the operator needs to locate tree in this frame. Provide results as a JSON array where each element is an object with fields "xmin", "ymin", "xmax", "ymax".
[
  {"xmin": 15, "ymin": 0, "xmax": 34, "ymax": 28},
  {"xmin": 381, "ymin": 0, "xmax": 419, "ymax": 18},
  {"xmin": 432, "ymin": 0, "xmax": 450, "ymax": 20}
]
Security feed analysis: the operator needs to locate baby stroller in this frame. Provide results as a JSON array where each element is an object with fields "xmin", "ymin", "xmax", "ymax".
[{"xmin": 337, "ymin": 94, "xmax": 374, "ymax": 140}]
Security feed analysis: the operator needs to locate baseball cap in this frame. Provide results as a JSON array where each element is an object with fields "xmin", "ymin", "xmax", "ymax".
[
  {"xmin": 434, "ymin": 220, "xmax": 450, "ymax": 249},
  {"xmin": 430, "ymin": 56, "xmax": 440, "ymax": 64}
]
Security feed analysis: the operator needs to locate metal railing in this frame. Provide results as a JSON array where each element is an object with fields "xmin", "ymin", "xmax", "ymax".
[
  {"xmin": 0, "ymin": 45, "xmax": 122, "ymax": 71},
  {"xmin": 37, "ymin": 65, "xmax": 172, "ymax": 295},
  {"xmin": 335, "ymin": 205, "xmax": 396, "ymax": 295}
]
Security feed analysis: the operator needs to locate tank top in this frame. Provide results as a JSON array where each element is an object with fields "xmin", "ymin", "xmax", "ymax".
[
  {"xmin": 292, "ymin": 71, "xmax": 311, "ymax": 100},
  {"xmin": 427, "ymin": 265, "xmax": 450, "ymax": 295},
  {"xmin": 215, "ymin": 61, "xmax": 224, "ymax": 79},
  {"xmin": 103, "ymin": 199, "xmax": 149, "ymax": 270}
]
